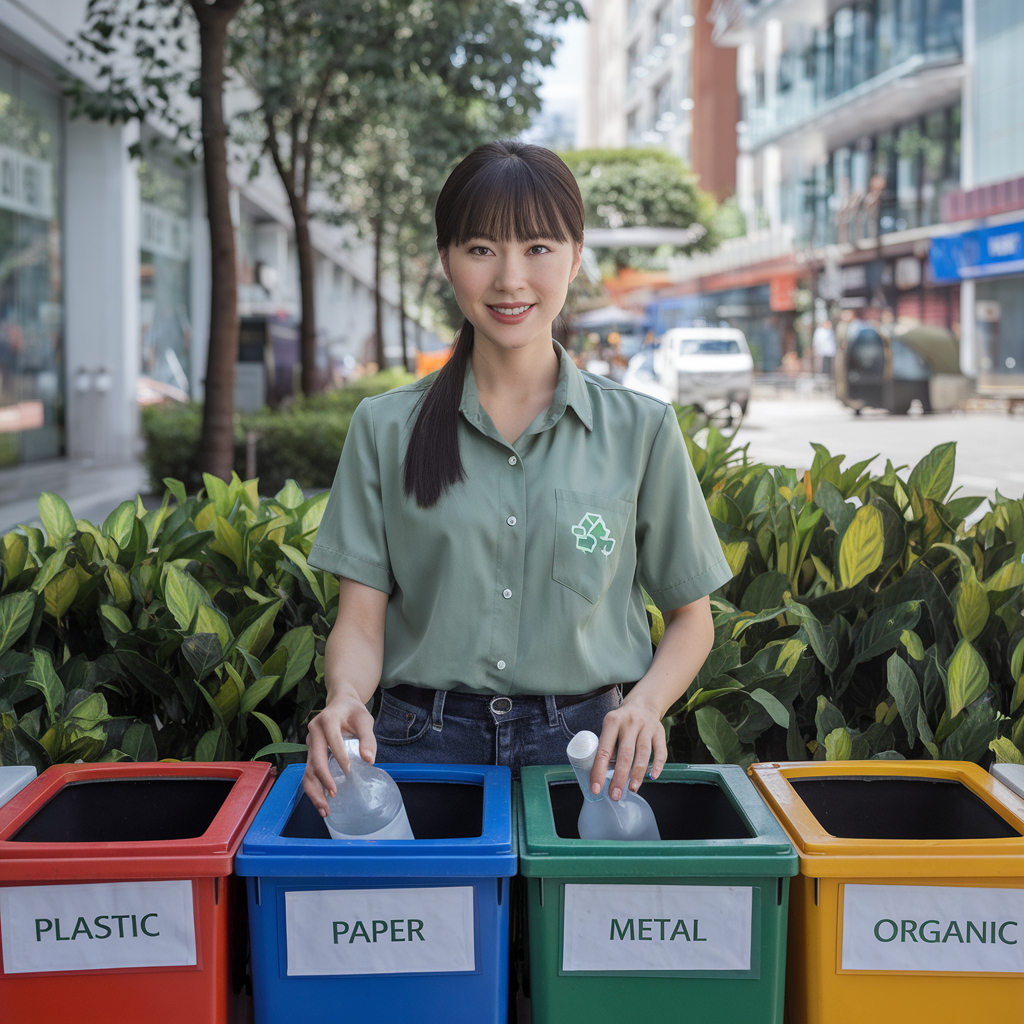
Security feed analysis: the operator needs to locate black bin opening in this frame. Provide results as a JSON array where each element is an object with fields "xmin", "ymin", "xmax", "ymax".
[
  {"xmin": 282, "ymin": 781, "xmax": 484, "ymax": 840},
  {"xmin": 11, "ymin": 778, "xmax": 235, "ymax": 843},
  {"xmin": 548, "ymin": 780, "xmax": 753, "ymax": 840},
  {"xmin": 790, "ymin": 776, "xmax": 1022, "ymax": 840}
]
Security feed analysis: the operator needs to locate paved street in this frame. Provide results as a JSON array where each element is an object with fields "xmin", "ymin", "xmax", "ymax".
[
  {"xmin": 0, "ymin": 459, "xmax": 149, "ymax": 536},
  {"xmin": 734, "ymin": 391, "xmax": 1024, "ymax": 504}
]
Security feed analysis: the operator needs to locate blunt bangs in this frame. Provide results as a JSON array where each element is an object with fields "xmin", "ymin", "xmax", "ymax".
[{"xmin": 435, "ymin": 143, "xmax": 585, "ymax": 250}]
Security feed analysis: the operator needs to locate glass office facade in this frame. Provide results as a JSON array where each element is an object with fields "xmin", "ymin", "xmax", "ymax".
[
  {"xmin": 138, "ymin": 154, "xmax": 191, "ymax": 396},
  {"xmin": 0, "ymin": 54, "xmax": 63, "ymax": 465},
  {"xmin": 743, "ymin": 0, "xmax": 962, "ymax": 148}
]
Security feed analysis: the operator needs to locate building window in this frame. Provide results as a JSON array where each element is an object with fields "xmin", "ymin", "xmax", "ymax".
[
  {"xmin": 138, "ymin": 153, "xmax": 191, "ymax": 399},
  {"xmin": 0, "ymin": 55, "xmax": 63, "ymax": 466}
]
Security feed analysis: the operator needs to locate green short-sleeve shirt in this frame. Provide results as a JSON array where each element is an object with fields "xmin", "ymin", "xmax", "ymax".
[{"xmin": 308, "ymin": 345, "xmax": 732, "ymax": 696}]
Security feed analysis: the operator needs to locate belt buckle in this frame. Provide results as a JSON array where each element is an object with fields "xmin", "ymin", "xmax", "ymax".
[{"xmin": 489, "ymin": 696, "xmax": 513, "ymax": 715}]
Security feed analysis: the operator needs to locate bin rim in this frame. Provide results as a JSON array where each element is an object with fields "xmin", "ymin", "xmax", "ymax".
[
  {"xmin": 748, "ymin": 760, "xmax": 1024, "ymax": 877},
  {"xmin": 0, "ymin": 761, "xmax": 274, "ymax": 880},
  {"xmin": 235, "ymin": 763, "xmax": 516, "ymax": 878},
  {"xmin": 517, "ymin": 763, "xmax": 798, "ymax": 879}
]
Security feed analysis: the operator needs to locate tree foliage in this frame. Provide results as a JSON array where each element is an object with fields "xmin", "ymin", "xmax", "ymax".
[{"xmin": 560, "ymin": 148, "xmax": 719, "ymax": 270}]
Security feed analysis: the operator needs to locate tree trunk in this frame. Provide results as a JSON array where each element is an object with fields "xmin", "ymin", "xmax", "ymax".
[
  {"xmin": 190, "ymin": 0, "xmax": 243, "ymax": 482},
  {"xmin": 373, "ymin": 213, "xmax": 385, "ymax": 369},
  {"xmin": 292, "ymin": 200, "xmax": 319, "ymax": 395},
  {"xmin": 397, "ymin": 238, "xmax": 409, "ymax": 372}
]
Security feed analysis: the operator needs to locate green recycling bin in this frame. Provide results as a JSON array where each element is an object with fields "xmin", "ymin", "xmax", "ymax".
[{"xmin": 517, "ymin": 764, "xmax": 798, "ymax": 1024}]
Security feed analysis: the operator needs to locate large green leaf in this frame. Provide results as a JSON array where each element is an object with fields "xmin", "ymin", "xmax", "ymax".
[
  {"xmin": 181, "ymin": 633, "xmax": 224, "ymax": 680},
  {"xmin": 30, "ymin": 546, "xmax": 71, "ymax": 594},
  {"xmin": 238, "ymin": 673, "xmax": 279, "ymax": 716},
  {"xmin": 195, "ymin": 726, "xmax": 225, "ymax": 762},
  {"xmin": 946, "ymin": 639, "xmax": 990, "ymax": 719},
  {"xmin": 824, "ymin": 727, "xmax": 852, "ymax": 761},
  {"xmin": 815, "ymin": 695, "xmax": 847, "ymax": 747},
  {"xmin": 162, "ymin": 564, "xmax": 209, "ymax": 631},
  {"xmin": 813, "ymin": 479, "xmax": 855, "ymax": 535},
  {"xmin": 121, "ymin": 722, "xmax": 158, "ymax": 762},
  {"xmin": 990, "ymin": 737, "xmax": 1024, "ymax": 765},
  {"xmin": 695, "ymin": 706, "xmax": 744, "ymax": 765},
  {"xmin": 837, "ymin": 504, "xmax": 885, "ymax": 588},
  {"xmin": 908, "ymin": 442, "xmax": 956, "ymax": 503},
  {"xmin": 253, "ymin": 741, "xmax": 308, "ymax": 760},
  {"xmin": 235, "ymin": 599, "xmax": 282, "ymax": 658},
  {"xmin": 886, "ymin": 653, "xmax": 920, "ymax": 746},
  {"xmin": 748, "ymin": 687, "xmax": 790, "ymax": 728},
  {"xmin": 25, "ymin": 650, "xmax": 65, "ymax": 721},
  {"xmin": 43, "ymin": 568, "xmax": 79, "ymax": 620},
  {"xmin": 251, "ymin": 711, "xmax": 283, "ymax": 745},
  {"xmin": 785, "ymin": 598, "xmax": 840, "ymax": 674},
  {"xmin": 102, "ymin": 500, "xmax": 137, "ymax": 549},
  {"xmin": 954, "ymin": 573, "xmax": 989, "ymax": 642},
  {"xmin": 38, "ymin": 492, "xmax": 76, "ymax": 548},
  {"xmin": 0, "ymin": 591, "xmax": 36, "ymax": 658}
]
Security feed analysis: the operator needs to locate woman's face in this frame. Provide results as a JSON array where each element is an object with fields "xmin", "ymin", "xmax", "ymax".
[{"xmin": 442, "ymin": 235, "xmax": 582, "ymax": 354}]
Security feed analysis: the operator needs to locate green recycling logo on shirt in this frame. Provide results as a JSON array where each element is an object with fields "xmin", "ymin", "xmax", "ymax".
[{"xmin": 572, "ymin": 513, "xmax": 616, "ymax": 557}]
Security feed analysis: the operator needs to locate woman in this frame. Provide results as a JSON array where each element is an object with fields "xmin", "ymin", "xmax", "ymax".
[{"xmin": 303, "ymin": 141, "xmax": 731, "ymax": 813}]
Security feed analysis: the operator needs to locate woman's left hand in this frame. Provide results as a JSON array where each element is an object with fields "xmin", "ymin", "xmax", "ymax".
[{"xmin": 590, "ymin": 692, "xmax": 668, "ymax": 801}]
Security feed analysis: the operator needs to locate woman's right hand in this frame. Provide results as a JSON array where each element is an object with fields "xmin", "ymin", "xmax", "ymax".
[{"xmin": 302, "ymin": 693, "xmax": 378, "ymax": 817}]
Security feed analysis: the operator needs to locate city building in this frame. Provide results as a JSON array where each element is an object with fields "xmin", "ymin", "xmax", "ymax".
[
  {"xmin": 652, "ymin": 0, "xmax": 964, "ymax": 372},
  {"xmin": 929, "ymin": 0, "xmax": 1024, "ymax": 398},
  {"xmin": 580, "ymin": 0, "xmax": 738, "ymax": 199},
  {"xmin": 0, "ymin": 0, "xmax": 426, "ymax": 471},
  {"xmin": 655, "ymin": 0, "xmax": 1024, "ymax": 388}
]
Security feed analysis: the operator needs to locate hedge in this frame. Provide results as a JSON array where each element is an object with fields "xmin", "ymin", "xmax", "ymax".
[
  {"xmin": 140, "ymin": 368, "xmax": 414, "ymax": 495},
  {"xmin": 0, "ymin": 400, "xmax": 1020, "ymax": 773}
]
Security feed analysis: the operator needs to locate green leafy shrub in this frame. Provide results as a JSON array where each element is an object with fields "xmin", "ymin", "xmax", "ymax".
[
  {"xmin": 0, "ymin": 474, "xmax": 340, "ymax": 770},
  {"xmin": 660, "ymin": 418, "xmax": 1024, "ymax": 770},
  {"xmin": 3, "ymin": 400, "xmax": 1022, "ymax": 774},
  {"xmin": 140, "ymin": 369, "xmax": 414, "ymax": 495}
]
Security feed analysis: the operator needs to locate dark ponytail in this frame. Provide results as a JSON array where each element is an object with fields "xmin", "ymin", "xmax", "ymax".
[
  {"xmin": 402, "ymin": 318, "xmax": 474, "ymax": 506},
  {"xmin": 402, "ymin": 141, "xmax": 585, "ymax": 508}
]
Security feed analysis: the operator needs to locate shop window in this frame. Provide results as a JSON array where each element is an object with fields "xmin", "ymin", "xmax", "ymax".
[
  {"xmin": 138, "ymin": 155, "xmax": 191, "ymax": 400},
  {"xmin": 0, "ymin": 56, "xmax": 63, "ymax": 466}
]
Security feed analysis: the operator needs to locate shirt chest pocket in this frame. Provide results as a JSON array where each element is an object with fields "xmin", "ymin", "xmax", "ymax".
[{"xmin": 552, "ymin": 490, "xmax": 634, "ymax": 604}]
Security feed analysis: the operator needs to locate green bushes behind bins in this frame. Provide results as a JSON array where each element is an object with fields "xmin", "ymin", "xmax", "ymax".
[
  {"xmin": 141, "ymin": 369, "xmax": 414, "ymax": 495},
  {"xmin": 0, "ymin": 474, "xmax": 339, "ymax": 771},
  {"xmin": 664, "ymin": 410, "xmax": 1024, "ymax": 772},
  {"xmin": 0, "ymin": 396, "xmax": 1021, "ymax": 777}
]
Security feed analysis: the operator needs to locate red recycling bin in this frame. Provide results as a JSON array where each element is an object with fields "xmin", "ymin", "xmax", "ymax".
[{"xmin": 0, "ymin": 761, "xmax": 273, "ymax": 1024}]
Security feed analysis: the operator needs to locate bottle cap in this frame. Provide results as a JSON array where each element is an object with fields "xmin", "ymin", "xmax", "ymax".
[
  {"xmin": 343, "ymin": 737, "xmax": 362, "ymax": 761},
  {"xmin": 566, "ymin": 730, "xmax": 599, "ymax": 770}
]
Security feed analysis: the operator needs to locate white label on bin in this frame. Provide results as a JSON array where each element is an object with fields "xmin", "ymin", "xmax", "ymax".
[
  {"xmin": 0, "ymin": 880, "xmax": 196, "ymax": 975},
  {"xmin": 284, "ymin": 886, "xmax": 476, "ymax": 976},
  {"xmin": 561, "ymin": 883, "xmax": 753, "ymax": 973},
  {"xmin": 841, "ymin": 884, "xmax": 1024, "ymax": 973}
]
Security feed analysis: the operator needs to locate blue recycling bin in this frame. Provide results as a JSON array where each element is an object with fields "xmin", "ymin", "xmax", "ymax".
[{"xmin": 235, "ymin": 763, "xmax": 516, "ymax": 1024}]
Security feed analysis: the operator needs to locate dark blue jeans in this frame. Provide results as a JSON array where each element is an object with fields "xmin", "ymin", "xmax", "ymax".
[{"xmin": 373, "ymin": 686, "xmax": 623, "ymax": 777}]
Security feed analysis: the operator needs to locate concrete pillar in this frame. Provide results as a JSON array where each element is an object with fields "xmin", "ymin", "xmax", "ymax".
[{"xmin": 63, "ymin": 119, "xmax": 139, "ymax": 463}]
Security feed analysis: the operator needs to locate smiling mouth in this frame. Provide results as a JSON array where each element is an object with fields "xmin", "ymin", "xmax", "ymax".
[{"xmin": 488, "ymin": 304, "xmax": 534, "ymax": 316}]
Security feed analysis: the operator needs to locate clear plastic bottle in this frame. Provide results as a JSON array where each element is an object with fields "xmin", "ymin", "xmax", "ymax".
[
  {"xmin": 567, "ymin": 730, "xmax": 661, "ymax": 841},
  {"xmin": 323, "ymin": 738, "xmax": 414, "ymax": 840}
]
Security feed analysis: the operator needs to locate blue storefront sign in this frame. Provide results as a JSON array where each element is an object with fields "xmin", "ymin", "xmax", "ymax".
[{"xmin": 930, "ymin": 220, "xmax": 1024, "ymax": 282}]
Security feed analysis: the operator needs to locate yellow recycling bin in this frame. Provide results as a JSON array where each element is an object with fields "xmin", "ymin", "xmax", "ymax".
[{"xmin": 749, "ymin": 760, "xmax": 1024, "ymax": 1024}]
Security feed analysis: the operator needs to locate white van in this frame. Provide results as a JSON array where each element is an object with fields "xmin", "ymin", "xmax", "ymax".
[{"xmin": 654, "ymin": 326, "xmax": 754, "ymax": 423}]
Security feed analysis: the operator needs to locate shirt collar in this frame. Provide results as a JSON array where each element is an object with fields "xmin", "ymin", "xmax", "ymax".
[{"xmin": 458, "ymin": 343, "xmax": 594, "ymax": 438}]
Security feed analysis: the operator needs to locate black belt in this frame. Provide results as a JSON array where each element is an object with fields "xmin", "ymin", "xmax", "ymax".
[{"xmin": 385, "ymin": 683, "xmax": 618, "ymax": 717}]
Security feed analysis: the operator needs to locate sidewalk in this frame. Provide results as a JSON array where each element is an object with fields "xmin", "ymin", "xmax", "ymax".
[{"xmin": 0, "ymin": 457, "xmax": 151, "ymax": 535}]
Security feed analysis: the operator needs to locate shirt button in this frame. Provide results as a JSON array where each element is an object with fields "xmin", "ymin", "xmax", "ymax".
[
  {"xmin": 506, "ymin": 516, "xmax": 517, "ymax": 527},
  {"xmin": 507, "ymin": 455, "xmax": 517, "ymax": 466},
  {"xmin": 496, "ymin": 660, "xmax": 507, "ymax": 670},
  {"xmin": 502, "ymin": 588, "xmax": 513, "ymax": 599}
]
